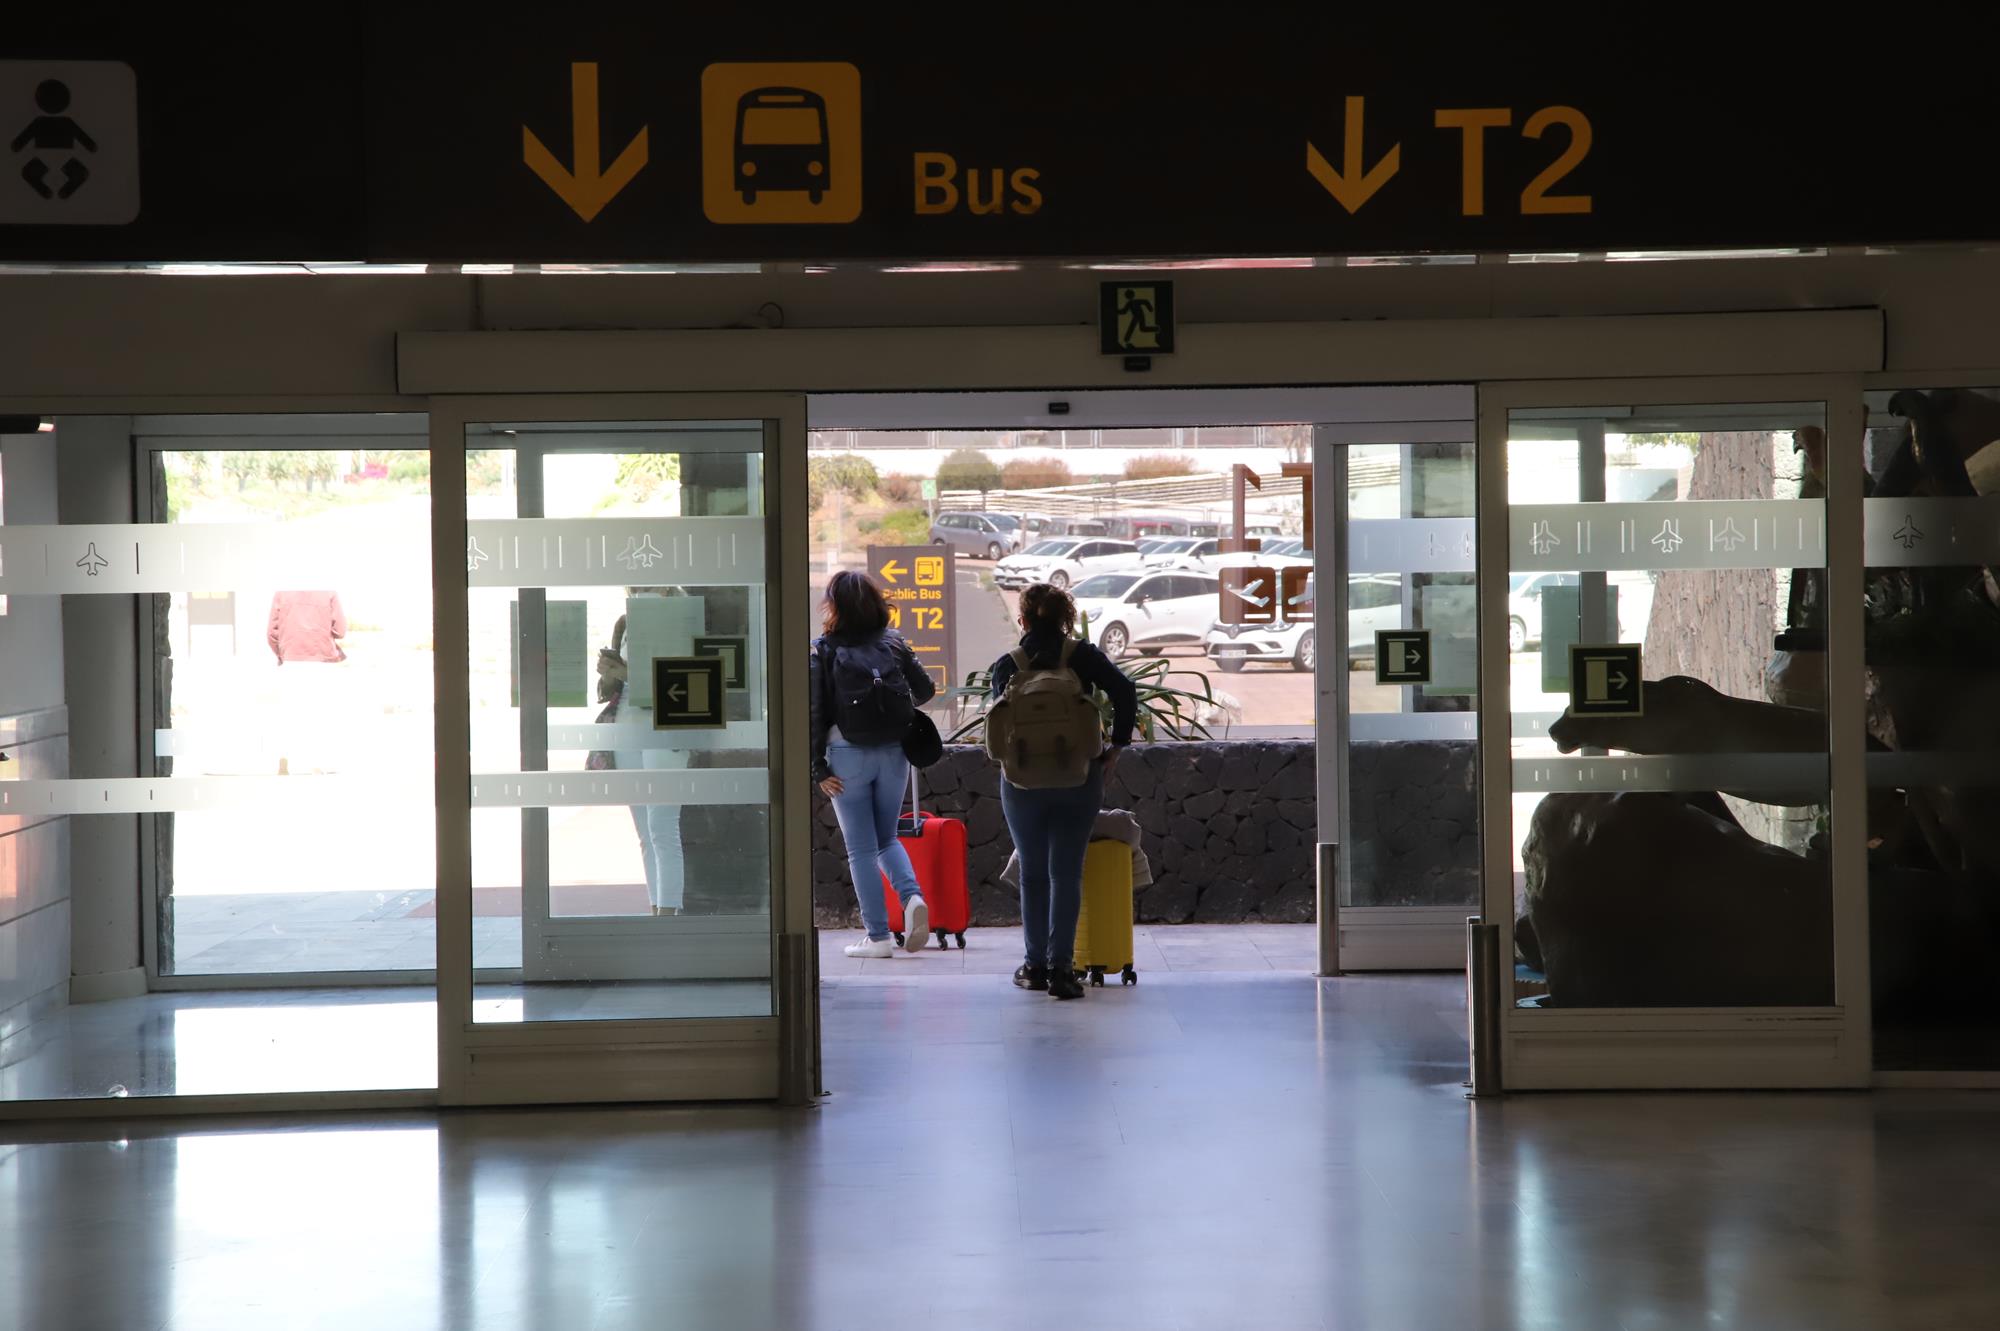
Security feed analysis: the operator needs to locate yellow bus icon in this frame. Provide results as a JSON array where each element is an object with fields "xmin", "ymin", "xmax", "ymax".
[
  {"xmin": 914, "ymin": 555, "xmax": 945, "ymax": 586},
  {"xmin": 702, "ymin": 62, "xmax": 861, "ymax": 224}
]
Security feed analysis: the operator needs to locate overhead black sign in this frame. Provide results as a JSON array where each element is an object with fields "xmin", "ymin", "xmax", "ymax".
[
  {"xmin": 1568, "ymin": 644, "xmax": 1643, "ymax": 719},
  {"xmin": 1101, "ymin": 281, "xmax": 1173, "ymax": 356},
  {"xmin": 0, "ymin": 22, "xmax": 1994, "ymax": 263}
]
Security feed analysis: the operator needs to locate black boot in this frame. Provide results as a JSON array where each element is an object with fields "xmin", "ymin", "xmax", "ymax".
[
  {"xmin": 1046, "ymin": 967, "xmax": 1085, "ymax": 1000},
  {"xmin": 1013, "ymin": 963, "xmax": 1049, "ymax": 991}
]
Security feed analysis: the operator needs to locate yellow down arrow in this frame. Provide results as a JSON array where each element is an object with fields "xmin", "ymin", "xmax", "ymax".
[
  {"xmin": 523, "ymin": 63, "xmax": 649, "ymax": 223},
  {"xmin": 1305, "ymin": 95, "xmax": 1400, "ymax": 214},
  {"xmin": 878, "ymin": 560, "xmax": 908, "ymax": 584}
]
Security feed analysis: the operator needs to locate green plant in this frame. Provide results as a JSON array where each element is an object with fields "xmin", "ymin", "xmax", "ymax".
[
  {"xmin": 616, "ymin": 452, "xmax": 682, "ymax": 501},
  {"xmin": 878, "ymin": 472, "xmax": 921, "ymax": 503},
  {"xmin": 937, "ymin": 447, "xmax": 1002, "ymax": 495},
  {"xmin": 222, "ymin": 452, "xmax": 258, "ymax": 492},
  {"xmin": 389, "ymin": 450, "xmax": 432, "ymax": 484},
  {"xmin": 856, "ymin": 517, "xmax": 882, "ymax": 534},
  {"xmin": 881, "ymin": 507, "xmax": 930, "ymax": 543},
  {"xmin": 945, "ymin": 614, "xmax": 1221, "ymax": 743}
]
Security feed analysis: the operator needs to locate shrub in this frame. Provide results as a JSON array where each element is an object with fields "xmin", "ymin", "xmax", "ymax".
[
  {"xmin": 878, "ymin": 472, "xmax": 921, "ymax": 503},
  {"xmin": 937, "ymin": 447, "xmax": 1002, "ymax": 495},
  {"xmin": 1001, "ymin": 455, "xmax": 1073, "ymax": 490},
  {"xmin": 809, "ymin": 454, "xmax": 878, "ymax": 502},
  {"xmin": 881, "ymin": 508, "xmax": 932, "ymax": 543},
  {"xmin": 387, "ymin": 451, "xmax": 431, "ymax": 484},
  {"xmin": 1124, "ymin": 453, "xmax": 1196, "ymax": 481}
]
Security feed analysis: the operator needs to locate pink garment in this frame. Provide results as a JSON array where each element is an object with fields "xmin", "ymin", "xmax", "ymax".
[{"xmin": 267, "ymin": 590, "xmax": 347, "ymax": 664}]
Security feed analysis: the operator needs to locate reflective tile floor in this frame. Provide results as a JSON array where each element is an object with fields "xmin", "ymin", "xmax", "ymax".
[{"xmin": 5, "ymin": 969, "xmax": 2000, "ymax": 1330}]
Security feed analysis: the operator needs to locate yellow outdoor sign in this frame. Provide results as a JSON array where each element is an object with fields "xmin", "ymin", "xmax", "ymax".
[{"xmin": 701, "ymin": 62, "xmax": 862, "ymax": 224}]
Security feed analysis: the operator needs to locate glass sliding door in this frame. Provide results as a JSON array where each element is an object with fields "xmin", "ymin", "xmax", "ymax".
[
  {"xmin": 2, "ymin": 412, "xmax": 437, "ymax": 1105},
  {"xmin": 431, "ymin": 396, "xmax": 810, "ymax": 1106},
  {"xmin": 1295, "ymin": 390, "xmax": 1481, "ymax": 974},
  {"xmin": 1478, "ymin": 378, "xmax": 1870, "ymax": 1090},
  {"xmin": 1860, "ymin": 384, "xmax": 2000, "ymax": 1075},
  {"xmin": 138, "ymin": 415, "xmax": 437, "ymax": 982}
]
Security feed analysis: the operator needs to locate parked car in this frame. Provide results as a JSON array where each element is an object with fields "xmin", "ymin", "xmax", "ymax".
[
  {"xmin": 1506, "ymin": 573, "xmax": 1573, "ymax": 653},
  {"xmin": 1259, "ymin": 537, "xmax": 1306, "ymax": 558},
  {"xmin": 1073, "ymin": 570, "xmax": 1221, "ymax": 659},
  {"xmin": 1141, "ymin": 536, "xmax": 1223, "ymax": 571},
  {"xmin": 929, "ymin": 511, "xmax": 1022, "ymax": 561},
  {"xmin": 1203, "ymin": 573, "xmax": 1403, "ymax": 672},
  {"xmin": 993, "ymin": 537, "xmax": 1140, "ymax": 590},
  {"xmin": 1506, "ymin": 571, "xmax": 1655, "ymax": 653}
]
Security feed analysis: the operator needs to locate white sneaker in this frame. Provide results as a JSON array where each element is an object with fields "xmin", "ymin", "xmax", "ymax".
[
  {"xmin": 902, "ymin": 896, "xmax": 929, "ymax": 952},
  {"xmin": 844, "ymin": 938, "xmax": 895, "ymax": 959}
]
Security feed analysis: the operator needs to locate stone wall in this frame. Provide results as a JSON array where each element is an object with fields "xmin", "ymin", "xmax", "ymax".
[{"xmin": 811, "ymin": 739, "xmax": 1478, "ymax": 929}]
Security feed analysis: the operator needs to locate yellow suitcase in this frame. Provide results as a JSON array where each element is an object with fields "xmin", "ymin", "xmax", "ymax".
[{"xmin": 1072, "ymin": 840, "xmax": 1137, "ymax": 987}]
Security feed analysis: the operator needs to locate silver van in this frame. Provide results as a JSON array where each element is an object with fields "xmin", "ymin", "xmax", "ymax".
[{"xmin": 928, "ymin": 511, "xmax": 1021, "ymax": 560}]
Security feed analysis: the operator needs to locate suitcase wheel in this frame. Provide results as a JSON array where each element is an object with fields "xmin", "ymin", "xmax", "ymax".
[
  {"xmin": 1087, "ymin": 966, "xmax": 1106, "ymax": 987},
  {"xmin": 932, "ymin": 928, "xmax": 948, "ymax": 949},
  {"xmin": 1121, "ymin": 966, "xmax": 1138, "ymax": 986},
  {"xmin": 893, "ymin": 932, "xmax": 905, "ymax": 948},
  {"xmin": 954, "ymin": 932, "xmax": 967, "ymax": 949}
]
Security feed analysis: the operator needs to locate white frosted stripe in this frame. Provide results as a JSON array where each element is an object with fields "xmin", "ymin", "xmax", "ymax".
[
  {"xmin": 0, "ymin": 774, "xmax": 416, "ymax": 815},
  {"xmin": 466, "ymin": 517, "xmax": 764, "ymax": 588},
  {"xmin": 1862, "ymin": 496, "xmax": 2000, "ymax": 567},
  {"xmin": 1511, "ymin": 499, "xmax": 1824, "ymax": 573},
  {"xmin": 1865, "ymin": 752, "xmax": 2000, "ymax": 786},
  {"xmin": 1511, "ymin": 711, "xmax": 1567, "ymax": 740},
  {"xmin": 1348, "ymin": 518, "xmax": 1474, "ymax": 573},
  {"xmin": 470, "ymin": 769, "xmax": 768, "ymax": 807},
  {"xmin": 1512, "ymin": 754, "xmax": 1827, "ymax": 793},
  {"xmin": 0, "ymin": 768, "xmax": 768, "ymax": 813},
  {"xmin": 1348, "ymin": 713, "xmax": 1477, "ymax": 741},
  {"xmin": 149, "ymin": 721, "xmax": 773, "ymax": 755},
  {"xmin": 545, "ymin": 721, "xmax": 769, "ymax": 751},
  {"xmin": 0, "ymin": 522, "xmax": 424, "ymax": 595}
]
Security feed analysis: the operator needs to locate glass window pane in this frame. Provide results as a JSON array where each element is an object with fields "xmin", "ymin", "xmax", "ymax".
[
  {"xmin": 1505, "ymin": 403, "xmax": 1832, "ymax": 1009},
  {"xmin": 1344, "ymin": 440, "xmax": 1480, "ymax": 910},
  {"xmin": 1861, "ymin": 387, "xmax": 2000, "ymax": 1071},
  {"xmin": 1, "ymin": 413, "xmax": 436, "ymax": 1101},
  {"xmin": 464, "ymin": 421, "xmax": 774, "ymax": 1024}
]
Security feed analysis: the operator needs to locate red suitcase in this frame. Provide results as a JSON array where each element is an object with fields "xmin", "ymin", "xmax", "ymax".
[{"xmin": 881, "ymin": 771, "xmax": 971, "ymax": 949}]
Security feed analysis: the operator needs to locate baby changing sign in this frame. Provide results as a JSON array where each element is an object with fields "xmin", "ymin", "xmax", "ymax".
[{"xmin": 1, "ymin": 62, "xmax": 139, "ymax": 225}]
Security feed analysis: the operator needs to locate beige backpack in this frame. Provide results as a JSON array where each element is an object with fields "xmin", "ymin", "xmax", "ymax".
[{"xmin": 985, "ymin": 640, "xmax": 1104, "ymax": 788}]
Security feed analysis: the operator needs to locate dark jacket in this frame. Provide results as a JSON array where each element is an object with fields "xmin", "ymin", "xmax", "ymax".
[
  {"xmin": 989, "ymin": 632, "xmax": 1139, "ymax": 748},
  {"xmin": 810, "ymin": 630, "xmax": 937, "ymax": 781}
]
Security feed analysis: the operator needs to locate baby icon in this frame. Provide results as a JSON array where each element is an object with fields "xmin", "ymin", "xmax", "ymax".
[{"xmin": 11, "ymin": 79, "xmax": 96, "ymax": 200}]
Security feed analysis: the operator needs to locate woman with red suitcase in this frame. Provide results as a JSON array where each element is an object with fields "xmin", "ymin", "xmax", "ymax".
[{"xmin": 810, "ymin": 571, "xmax": 938, "ymax": 959}]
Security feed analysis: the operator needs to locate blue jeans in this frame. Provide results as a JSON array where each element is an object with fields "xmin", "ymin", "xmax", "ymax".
[
  {"xmin": 1001, "ymin": 762, "xmax": 1105, "ymax": 971},
  {"xmin": 828, "ymin": 735, "xmax": 922, "ymax": 941}
]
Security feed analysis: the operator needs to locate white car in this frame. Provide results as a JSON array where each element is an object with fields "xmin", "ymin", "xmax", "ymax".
[
  {"xmin": 1073, "ymin": 570, "xmax": 1221, "ymax": 659},
  {"xmin": 1505, "ymin": 572, "xmax": 1654, "ymax": 653},
  {"xmin": 1141, "ymin": 536, "xmax": 1223, "ymax": 571},
  {"xmin": 992, "ymin": 537, "xmax": 1140, "ymax": 590},
  {"xmin": 1203, "ymin": 573, "xmax": 1403, "ymax": 672}
]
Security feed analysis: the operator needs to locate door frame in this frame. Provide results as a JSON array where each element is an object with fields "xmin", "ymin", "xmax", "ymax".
[
  {"xmin": 1475, "ymin": 373, "xmax": 1870, "ymax": 1090},
  {"xmin": 428, "ymin": 392, "xmax": 813, "ymax": 1107}
]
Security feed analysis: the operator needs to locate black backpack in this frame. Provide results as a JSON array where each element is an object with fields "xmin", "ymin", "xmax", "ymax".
[{"xmin": 827, "ymin": 636, "xmax": 916, "ymax": 745}]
